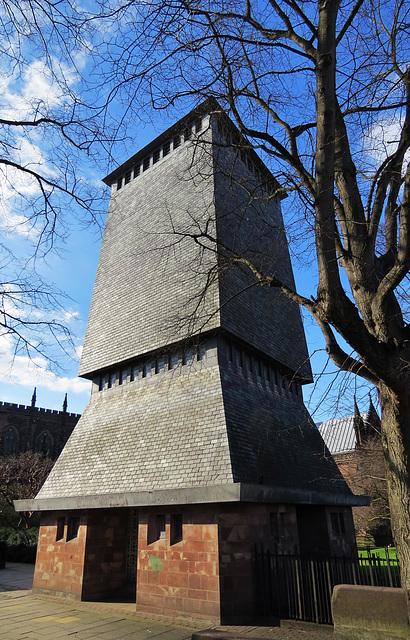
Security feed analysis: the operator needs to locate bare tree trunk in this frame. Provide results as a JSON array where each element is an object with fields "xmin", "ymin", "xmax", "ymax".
[{"xmin": 379, "ymin": 382, "xmax": 410, "ymax": 587}]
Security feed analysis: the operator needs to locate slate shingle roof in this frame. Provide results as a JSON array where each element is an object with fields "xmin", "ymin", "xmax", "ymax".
[
  {"xmin": 38, "ymin": 346, "xmax": 353, "ymax": 503},
  {"xmin": 33, "ymin": 103, "xmax": 359, "ymax": 509},
  {"xmin": 38, "ymin": 355, "xmax": 233, "ymax": 499},
  {"xmin": 317, "ymin": 414, "xmax": 359, "ymax": 455}
]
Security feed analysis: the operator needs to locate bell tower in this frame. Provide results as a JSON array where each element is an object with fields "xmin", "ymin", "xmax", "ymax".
[{"xmin": 18, "ymin": 101, "xmax": 365, "ymax": 623}]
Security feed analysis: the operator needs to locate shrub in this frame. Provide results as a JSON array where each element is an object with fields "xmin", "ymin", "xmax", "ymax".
[{"xmin": 0, "ymin": 527, "xmax": 38, "ymax": 563}]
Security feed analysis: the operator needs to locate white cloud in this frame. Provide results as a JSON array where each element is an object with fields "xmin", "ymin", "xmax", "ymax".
[
  {"xmin": 0, "ymin": 333, "xmax": 91, "ymax": 396},
  {"xmin": 0, "ymin": 288, "xmax": 87, "ymax": 394},
  {"xmin": 0, "ymin": 134, "xmax": 57, "ymax": 238},
  {"xmin": 365, "ymin": 117, "xmax": 410, "ymax": 170},
  {"xmin": 61, "ymin": 309, "xmax": 80, "ymax": 323},
  {"xmin": 0, "ymin": 205, "xmax": 37, "ymax": 239},
  {"xmin": 23, "ymin": 63, "xmax": 63, "ymax": 107},
  {"xmin": 1, "ymin": 59, "xmax": 73, "ymax": 121},
  {"xmin": 0, "ymin": 283, "xmax": 80, "ymax": 329},
  {"xmin": 0, "ymin": 56, "xmax": 81, "ymax": 237}
]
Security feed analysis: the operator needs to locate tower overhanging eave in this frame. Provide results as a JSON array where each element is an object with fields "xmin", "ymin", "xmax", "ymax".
[{"xmin": 14, "ymin": 482, "xmax": 369, "ymax": 513}]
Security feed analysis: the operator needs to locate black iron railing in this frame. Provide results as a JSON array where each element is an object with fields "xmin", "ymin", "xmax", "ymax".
[{"xmin": 253, "ymin": 546, "xmax": 401, "ymax": 625}]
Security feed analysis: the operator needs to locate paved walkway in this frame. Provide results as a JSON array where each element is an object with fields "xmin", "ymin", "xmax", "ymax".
[{"xmin": 0, "ymin": 564, "xmax": 333, "ymax": 640}]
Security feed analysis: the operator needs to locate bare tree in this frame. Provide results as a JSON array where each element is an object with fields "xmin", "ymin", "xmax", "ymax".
[
  {"xmin": 0, "ymin": 0, "xmax": 112, "ymax": 364},
  {"xmin": 0, "ymin": 451, "xmax": 54, "ymax": 528},
  {"xmin": 92, "ymin": 0, "xmax": 410, "ymax": 582}
]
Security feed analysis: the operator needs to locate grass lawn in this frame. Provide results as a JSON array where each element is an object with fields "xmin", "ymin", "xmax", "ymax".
[
  {"xmin": 356, "ymin": 547, "xmax": 400, "ymax": 587},
  {"xmin": 358, "ymin": 547, "xmax": 397, "ymax": 560}
]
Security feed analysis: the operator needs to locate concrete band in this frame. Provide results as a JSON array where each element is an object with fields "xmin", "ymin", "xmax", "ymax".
[{"xmin": 15, "ymin": 481, "xmax": 368, "ymax": 512}]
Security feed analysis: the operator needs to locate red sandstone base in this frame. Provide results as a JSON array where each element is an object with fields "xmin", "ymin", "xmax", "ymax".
[{"xmin": 33, "ymin": 501, "xmax": 354, "ymax": 624}]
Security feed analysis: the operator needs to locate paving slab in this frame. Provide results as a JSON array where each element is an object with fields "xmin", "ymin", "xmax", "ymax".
[{"xmin": 0, "ymin": 564, "xmax": 333, "ymax": 640}]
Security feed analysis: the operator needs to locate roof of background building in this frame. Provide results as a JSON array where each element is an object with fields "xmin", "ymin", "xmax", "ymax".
[
  {"xmin": 318, "ymin": 402, "xmax": 381, "ymax": 455},
  {"xmin": 317, "ymin": 414, "xmax": 360, "ymax": 454}
]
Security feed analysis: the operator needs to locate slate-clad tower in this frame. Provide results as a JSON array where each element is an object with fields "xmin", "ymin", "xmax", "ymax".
[{"xmin": 17, "ymin": 101, "xmax": 366, "ymax": 623}]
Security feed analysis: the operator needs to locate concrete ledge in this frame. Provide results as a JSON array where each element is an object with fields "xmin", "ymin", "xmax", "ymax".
[
  {"xmin": 192, "ymin": 622, "xmax": 333, "ymax": 640},
  {"xmin": 192, "ymin": 631, "xmax": 275, "ymax": 640},
  {"xmin": 32, "ymin": 586, "xmax": 82, "ymax": 601},
  {"xmin": 14, "ymin": 482, "xmax": 368, "ymax": 512},
  {"xmin": 332, "ymin": 584, "xmax": 410, "ymax": 640}
]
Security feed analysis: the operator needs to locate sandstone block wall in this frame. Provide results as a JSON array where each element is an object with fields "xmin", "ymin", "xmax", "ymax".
[
  {"xmin": 135, "ymin": 502, "xmax": 301, "ymax": 624},
  {"xmin": 33, "ymin": 509, "xmax": 128, "ymax": 602},
  {"xmin": 33, "ymin": 512, "xmax": 87, "ymax": 600},
  {"xmin": 136, "ymin": 505, "xmax": 221, "ymax": 622}
]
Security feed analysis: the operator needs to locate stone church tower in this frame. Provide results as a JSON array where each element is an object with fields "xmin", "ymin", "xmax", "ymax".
[{"xmin": 17, "ymin": 101, "xmax": 365, "ymax": 623}]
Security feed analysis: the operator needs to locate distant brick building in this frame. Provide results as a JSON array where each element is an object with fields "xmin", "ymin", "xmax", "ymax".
[
  {"xmin": 0, "ymin": 390, "xmax": 80, "ymax": 459},
  {"xmin": 17, "ymin": 101, "xmax": 366, "ymax": 624},
  {"xmin": 318, "ymin": 400, "xmax": 389, "ymax": 544}
]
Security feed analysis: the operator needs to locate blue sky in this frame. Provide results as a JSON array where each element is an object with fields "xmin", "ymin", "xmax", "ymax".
[
  {"xmin": 0, "ymin": 115, "xmax": 376, "ymax": 420},
  {"xmin": 0, "ymin": 132, "xmax": 373, "ymax": 422},
  {"xmin": 0, "ymin": 2, "xmax": 386, "ymax": 421}
]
